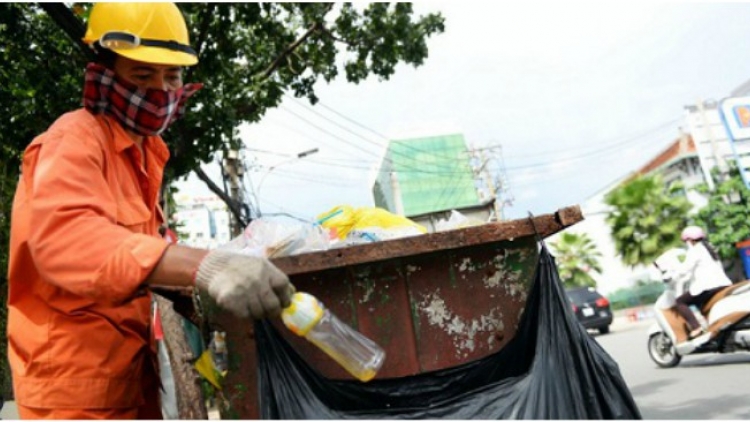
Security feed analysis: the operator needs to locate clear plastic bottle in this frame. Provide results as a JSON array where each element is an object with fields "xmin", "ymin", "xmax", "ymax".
[{"xmin": 281, "ymin": 292, "xmax": 385, "ymax": 382}]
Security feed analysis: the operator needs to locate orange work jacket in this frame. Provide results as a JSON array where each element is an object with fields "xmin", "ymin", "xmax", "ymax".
[{"xmin": 7, "ymin": 109, "xmax": 171, "ymax": 408}]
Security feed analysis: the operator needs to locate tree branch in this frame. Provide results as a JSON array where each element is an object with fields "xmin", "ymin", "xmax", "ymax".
[
  {"xmin": 259, "ymin": 22, "xmax": 320, "ymax": 80},
  {"xmin": 193, "ymin": 166, "xmax": 246, "ymax": 228},
  {"xmin": 235, "ymin": 4, "xmax": 335, "ymax": 119},
  {"xmin": 259, "ymin": 3, "xmax": 335, "ymax": 80},
  {"xmin": 37, "ymin": 2, "xmax": 95, "ymax": 61},
  {"xmin": 319, "ymin": 25, "xmax": 346, "ymax": 43},
  {"xmin": 186, "ymin": 4, "xmax": 215, "ymax": 82}
]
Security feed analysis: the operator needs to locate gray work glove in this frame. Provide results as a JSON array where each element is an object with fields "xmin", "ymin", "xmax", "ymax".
[{"xmin": 194, "ymin": 249, "xmax": 294, "ymax": 319}]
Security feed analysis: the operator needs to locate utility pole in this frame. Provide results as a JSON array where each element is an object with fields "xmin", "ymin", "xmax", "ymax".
[
  {"xmin": 478, "ymin": 148, "xmax": 502, "ymax": 221},
  {"xmin": 223, "ymin": 149, "xmax": 244, "ymax": 237},
  {"xmin": 470, "ymin": 144, "xmax": 507, "ymax": 221}
]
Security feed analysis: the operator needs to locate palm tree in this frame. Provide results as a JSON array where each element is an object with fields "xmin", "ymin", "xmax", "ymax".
[
  {"xmin": 604, "ymin": 174, "xmax": 691, "ymax": 267},
  {"xmin": 549, "ymin": 232, "xmax": 603, "ymax": 288}
]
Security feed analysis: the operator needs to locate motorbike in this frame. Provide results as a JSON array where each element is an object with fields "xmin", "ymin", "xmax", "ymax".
[{"xmin": 647, "ymin": 248, "xmax": 750, "ymax": 368}]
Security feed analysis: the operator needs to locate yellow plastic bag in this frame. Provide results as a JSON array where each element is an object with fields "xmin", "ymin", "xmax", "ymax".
[
  {"xmin": 194, "ymin": 350, "xmax": 225, "ymax": 390},
  {"xmin": 316, "ymin": 205, "xmax": 426, "ymax": 242}
]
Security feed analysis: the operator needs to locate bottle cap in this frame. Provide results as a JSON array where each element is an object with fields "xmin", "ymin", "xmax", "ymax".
[{"xmin": 282, "ymin": 292, "xmax": 324, "ymax": 336}]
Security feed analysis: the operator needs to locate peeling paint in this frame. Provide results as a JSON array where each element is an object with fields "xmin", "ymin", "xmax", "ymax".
[
  {"xmin": 506, "ymin": 281, "xmax": 527, "ymax": 300},
  {"xmin": 356, "ymin": 279, "xmax": 375, "ymax": 304},
  {"xmin": 416, "ymin": 291, "xmax": 505, "ymax": 357},
  {"xmin": 458, "ymin": 257, "xmax": 472, "ymax": 272},
  {"xmin": 420, "ymin": 291, "xmax": 450, "ymax": 326},
  {"xmin": 484, "ymin": 270, "xmax": 503, "ymax": 288},
  {"xmin": 482, "ymin": 251, "xmax": 522, "ymax": 290}
]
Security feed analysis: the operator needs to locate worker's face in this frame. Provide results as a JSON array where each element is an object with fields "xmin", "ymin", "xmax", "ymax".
[{"xmin": 112, "ymin": 55, "xmax": 183, "ymax": 92}]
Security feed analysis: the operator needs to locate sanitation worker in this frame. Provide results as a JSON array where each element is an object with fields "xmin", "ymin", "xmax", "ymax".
[{"xmin": 7, "ymin": 3, "xmax": 294, "ymax": 419}]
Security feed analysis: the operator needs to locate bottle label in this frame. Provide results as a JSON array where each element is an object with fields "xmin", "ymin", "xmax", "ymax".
[{"xmin": 282, "ymin": 292, "xmax": 325, "ymax": 336}]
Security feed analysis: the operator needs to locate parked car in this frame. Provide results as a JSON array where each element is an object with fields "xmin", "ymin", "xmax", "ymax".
[{"xmin": 565, "ymin": 286, "xmax": 613, "ymax": 334}]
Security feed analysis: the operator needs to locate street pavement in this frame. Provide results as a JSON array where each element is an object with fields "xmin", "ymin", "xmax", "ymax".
[{"xmin": 610, "ymin": 306, "xmax": 655, "ymax": 332}]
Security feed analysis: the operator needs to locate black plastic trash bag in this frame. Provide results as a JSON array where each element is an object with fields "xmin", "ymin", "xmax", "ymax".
[{"xmin": 255, "ymin": 244, "xmax": 641, "ymax": 419}]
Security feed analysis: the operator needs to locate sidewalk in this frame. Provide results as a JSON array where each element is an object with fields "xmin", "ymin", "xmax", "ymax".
[{"xmin": 1, "ymin": 400, "xmax": 18, "ymax": 420}]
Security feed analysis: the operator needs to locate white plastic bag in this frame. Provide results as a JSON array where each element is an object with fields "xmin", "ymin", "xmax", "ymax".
[
  {"xmin": 220, "ymin": 218, "xmax": 330, "ymax": 258},
  {"xmin": 435, "ymin": 210, "xmax": 485, "ymax": 232}
]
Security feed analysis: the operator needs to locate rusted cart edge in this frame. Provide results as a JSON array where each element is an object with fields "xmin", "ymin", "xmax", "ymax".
[{"xmin": 272, "ymin": 205, "xmax": 583, "ymax": 276}]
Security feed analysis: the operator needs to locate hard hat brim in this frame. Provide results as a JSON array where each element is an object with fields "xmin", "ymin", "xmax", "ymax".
[{"xmin": 112, "ymin": 46, "xmax": 198, "ymax": 67}]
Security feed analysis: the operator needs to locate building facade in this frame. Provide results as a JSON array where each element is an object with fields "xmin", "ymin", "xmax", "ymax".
[
  {"xmin": 553, "ymin": 94, "xmax": 750, "ymax": 295},
  {"xmin": 371, "ymin": 133, "xmax": 501, "ymax": 229},
  {"xmin": 173, "ymin": 193, "xmax": 233, "ymax": 249}
]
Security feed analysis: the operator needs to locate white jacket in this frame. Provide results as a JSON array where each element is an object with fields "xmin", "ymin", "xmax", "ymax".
[{"xmin": 674, "ymin": 241, "xmax": 732, "ymax": 296}]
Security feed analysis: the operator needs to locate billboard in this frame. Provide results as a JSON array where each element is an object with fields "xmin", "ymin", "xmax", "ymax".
[{"xmin": 719, "ymin": 96, "xmax": 750, "ymax": 188}]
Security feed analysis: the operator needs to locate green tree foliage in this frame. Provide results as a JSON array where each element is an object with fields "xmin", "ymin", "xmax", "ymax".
[
  {"xmin": 549, "ymin": 232, "xmax": 603, "ymax": 288},
  {"xmin": 0, "ymin": 2, "xmax": 445, "ymax": 399},
  {"xmin": 604, "ymin": 174, "xmax": 692, "ymax": 267},
  {"xmin": 692, "ymin": 162, "xmax": 750, "ymax": 261}
]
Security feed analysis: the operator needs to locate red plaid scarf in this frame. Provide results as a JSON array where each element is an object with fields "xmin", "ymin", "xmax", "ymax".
[{"xmin": 83, "ymin": 62, "xmax": 202, "ymax": 136}]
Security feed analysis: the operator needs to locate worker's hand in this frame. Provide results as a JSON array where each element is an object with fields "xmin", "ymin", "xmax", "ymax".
[{"xmin": 194, "ymin": 249, "xmax": 294, "ymax": 319}]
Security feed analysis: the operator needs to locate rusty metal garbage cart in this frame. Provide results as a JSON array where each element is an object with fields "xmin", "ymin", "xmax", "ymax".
[{"xmin": 209, "ymin": 205, "xmax": 583, "ymax": 419}]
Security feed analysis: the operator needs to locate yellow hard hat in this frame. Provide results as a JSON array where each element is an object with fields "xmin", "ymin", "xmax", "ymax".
[{"xmin": 83, "ymin": 3, "xmax": 198, "ymax": 66}]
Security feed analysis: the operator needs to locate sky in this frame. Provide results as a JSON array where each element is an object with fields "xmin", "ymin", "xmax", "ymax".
[{"xmin": 178, "ymin": 1, "xmax": 750, "ymax": 223}]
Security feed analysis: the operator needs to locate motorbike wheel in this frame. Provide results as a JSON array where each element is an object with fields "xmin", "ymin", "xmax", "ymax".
[{"xmin": 648, "ymin": 332, "xmax": 681, "ymax": 368}]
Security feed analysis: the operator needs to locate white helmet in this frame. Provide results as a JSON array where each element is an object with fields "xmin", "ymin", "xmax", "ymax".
[{"xmin": 681, "ymin": 225, "xmax": 705, "ymax": 242}]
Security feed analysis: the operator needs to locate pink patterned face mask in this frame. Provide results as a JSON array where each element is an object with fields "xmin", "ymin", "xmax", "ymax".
[{"xmin": 82, "ymin": 62, "xmax": 202, "ymax": 136}]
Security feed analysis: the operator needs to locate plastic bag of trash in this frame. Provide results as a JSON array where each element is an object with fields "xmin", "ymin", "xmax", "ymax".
[
  {"xmin": 435, "ymin": 209, "xmax": 485, "ymax": 232},
  {"xmin": 316, "ymin": 205, "xmax": 426, "ymax": 245},
  {"xmin": 221, "ymin": 218, "xmax": 330, "ymax": 258},
  {"xmin": 254, "ymin": 243, "xmax": 642, "ymax": 419}
]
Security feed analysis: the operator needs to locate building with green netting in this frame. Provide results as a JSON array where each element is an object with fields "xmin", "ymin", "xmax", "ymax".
[{"xmin": 372, "ymin": 133, "xmax": 497, "ymax": 231}]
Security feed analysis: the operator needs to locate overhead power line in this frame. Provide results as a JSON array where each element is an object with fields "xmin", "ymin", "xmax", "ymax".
[
  {"xmin": 284, "ymin": 94, "xmax": 472, "ymax": 165},
  {"xmin": 504, "ymin": 118, "xmax": 680, "ymax": 159},
  {"xmin": 256, "ymin": 95, "xmax": 686, "ymax": 217},
  {"xmin": 284, "ymin": 96, "xmax": 685, "ymax": 185},
  {"xmin": 278, "ymin": 105, "xmax": 477, "ymax": 176},
  {"xmin": 503, "ymin": 119, "xmax": 679, "ymax": 170}
]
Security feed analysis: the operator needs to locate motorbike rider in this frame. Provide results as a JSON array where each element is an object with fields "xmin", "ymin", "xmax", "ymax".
[{"xmin": 672, "ymin": 226, "xmax": 732, "ymax": 339}]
